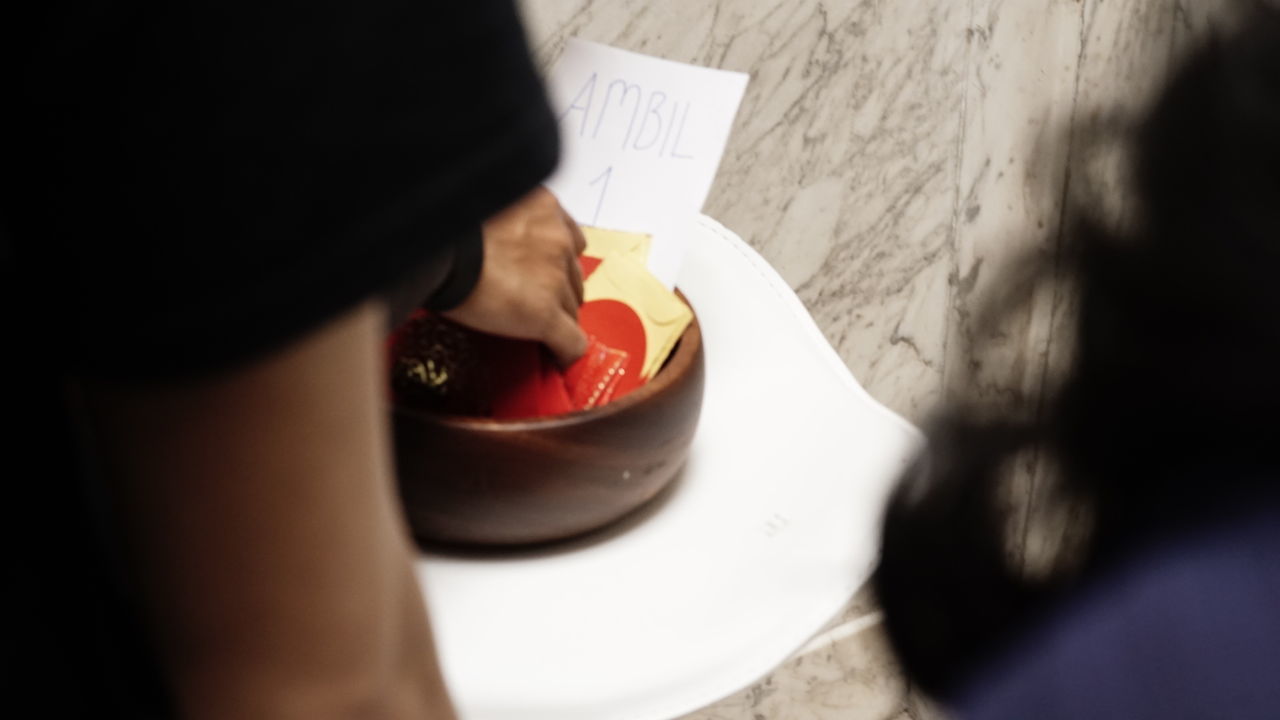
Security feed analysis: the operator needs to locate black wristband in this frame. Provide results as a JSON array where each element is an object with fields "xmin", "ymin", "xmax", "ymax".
[{"xmin": 425, "ymin": 226, "xmax": 485, "ymax": 312}]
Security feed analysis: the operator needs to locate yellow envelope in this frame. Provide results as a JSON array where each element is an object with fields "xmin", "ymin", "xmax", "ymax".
[
  {"xmin": 583, "ymin": 254, "xmax": 692, "ymax": 380},
  {"xmin": 581, "ymin": 226, "xmax": 652, "ymax": 266}
]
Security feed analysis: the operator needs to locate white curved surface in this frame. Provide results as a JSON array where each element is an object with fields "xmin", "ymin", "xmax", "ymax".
[{"xmin": 415, "ymin": 215, "xmax": 922, "ymax": 720}]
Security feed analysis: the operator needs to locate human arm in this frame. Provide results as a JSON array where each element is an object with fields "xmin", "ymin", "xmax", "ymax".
[{"xmin": 82, "ymin": 301, "xmax": 454, "ymax": 720}]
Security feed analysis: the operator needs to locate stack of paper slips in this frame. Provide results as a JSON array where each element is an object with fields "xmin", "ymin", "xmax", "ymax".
[{"xmin": 578, "ymin": 226, "xmax": 694, "ymax": 383}]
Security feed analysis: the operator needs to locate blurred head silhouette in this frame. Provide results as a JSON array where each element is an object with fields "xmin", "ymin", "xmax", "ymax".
[{"xmin": 874, "ymin": 2, "xmax": 1280, "ymax": 699}]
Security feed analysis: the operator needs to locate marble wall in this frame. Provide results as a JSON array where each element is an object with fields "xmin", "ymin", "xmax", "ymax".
[{"xmin": 518, "ymin": 1, "xmax": 1240, "ymax": 717}]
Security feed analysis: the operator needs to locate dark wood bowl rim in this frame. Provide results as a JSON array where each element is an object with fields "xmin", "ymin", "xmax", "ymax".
[{"xmin": 392, "ymin": 293, "xmax": 701, "ymax": 433}]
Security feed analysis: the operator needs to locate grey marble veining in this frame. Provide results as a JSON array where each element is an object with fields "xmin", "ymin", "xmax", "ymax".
[
  {"xmin": 516, "ymin": 1, "xmax": 1233, "ymax": 717},
  {"xmin": 524, "ymin": 0, "xmax": 973, "ymax": 421}
]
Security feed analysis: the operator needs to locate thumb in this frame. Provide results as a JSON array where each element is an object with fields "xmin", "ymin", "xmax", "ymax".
[{"xmin": 544, "ymin": 311, "xmax": 588, "ymax": 367}]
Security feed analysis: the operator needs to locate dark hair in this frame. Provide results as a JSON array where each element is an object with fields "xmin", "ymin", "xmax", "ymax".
[{"xmin": 874, "ymin": 4, "xmax": 1280, "ymax": 698}]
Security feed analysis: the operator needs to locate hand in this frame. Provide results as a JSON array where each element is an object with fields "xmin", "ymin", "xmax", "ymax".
[{"xmin": 443, "ymin": 187, "xmax": 588, "ymax": 365}]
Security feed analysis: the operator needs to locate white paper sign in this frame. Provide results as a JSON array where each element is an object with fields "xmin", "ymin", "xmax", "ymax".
[{"xmin": 545, "ymin": 39, "xmax": 749, "ymax": 287}]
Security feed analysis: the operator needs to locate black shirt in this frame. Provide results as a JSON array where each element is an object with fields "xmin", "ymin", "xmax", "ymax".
[{"xmin": 3, "ymin": 2, "xmax": 558, "ymax": 714}]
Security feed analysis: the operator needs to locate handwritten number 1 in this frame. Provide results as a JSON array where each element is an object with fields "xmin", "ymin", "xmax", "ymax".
[{"xmin": 588, "ymin": 166, "xmax": 612, "ymax": 226}]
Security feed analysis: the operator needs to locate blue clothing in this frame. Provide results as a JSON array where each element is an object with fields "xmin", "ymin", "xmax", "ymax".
[{"xmin": 958, "ymin": 495, "xmax": 1280, "ymax": 719}]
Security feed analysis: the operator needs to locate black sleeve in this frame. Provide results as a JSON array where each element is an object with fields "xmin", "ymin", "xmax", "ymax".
[
  {"xmin": 3, "ymin": 0, "xmax": 558, "ymax": 380},
  {"xmin": 423, "ymin": 226, "xmax": 486, "ymax": 313},
  {"xmin": 382, "ymin": 225, "xmax": 484, "ymax": 329}
]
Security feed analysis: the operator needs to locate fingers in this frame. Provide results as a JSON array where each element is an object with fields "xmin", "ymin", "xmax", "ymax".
[
  {"xmin": 451, "ymin": 186, "xmax": 589, "ymax": 366},
  {"xmin": 561, "ymin": 205, "xmax": 588, "ymax": 255},
  {"xmin": 551, "ymin": 199, "xmax": 584, "ymax": 310},
  {"xmin": 566, "ymin": 249, "xmax": 585, "ymax": 307},
  {"xmin": 555, "ymin": 198, "xmax": 586, "ymax": 308},
  {"xmin": 557, "ymin": 278, "xmax": 580, "ymax": 324},
  {"xmin": 544, "ymin": 310, "xmax": 588, "ymax": 366}
]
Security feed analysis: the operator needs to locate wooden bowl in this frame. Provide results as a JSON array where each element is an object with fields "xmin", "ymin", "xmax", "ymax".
[{"xmin": 392, "ymin": 299, "xmax": 704, "ymax": 547}]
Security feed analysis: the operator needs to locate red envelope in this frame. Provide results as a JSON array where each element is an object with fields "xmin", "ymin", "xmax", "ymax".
[
  {"xmin": 488, "ymin": 338, "xmax": 573, "ymax": 420},
  {"xmin": 563, "ymin": 336, "xmax": 630, "ymax": 410},
  {"xmin": 491, "ymin": 335, "xmax": 638, "ymax": 417},
  {"xmin": 579, "ymin": 254, "xmax": 603, "ymax": 279},
  {"xmin": 577, "ymin": 299, "xmax": 646, "ymax": 401},
  {"xmin": 389, "ymin": 267, "xmax": 649, "ymax": 419}
]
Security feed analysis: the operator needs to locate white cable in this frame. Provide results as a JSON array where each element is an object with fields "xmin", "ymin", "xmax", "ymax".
[{"xmin": 792, "ymin": 612, "xmax": 885, "ymax": 658}]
